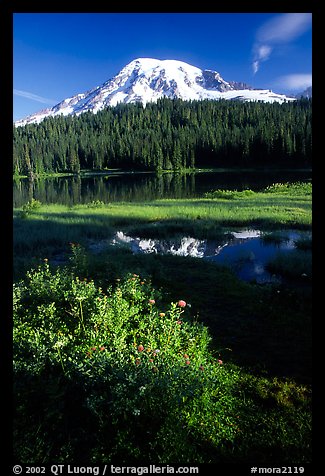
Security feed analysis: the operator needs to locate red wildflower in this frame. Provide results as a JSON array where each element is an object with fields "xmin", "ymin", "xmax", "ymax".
[
  {"xmin": 178, "ymin": 300, "xmax": 186, "ymax": 308},
  {"xmin": 138, "ymin": 345, "xmax": 144, "ymax": 352},
  {"xmin": 149, "ymin": 299, "xmax": 155, "ymax": 305}
]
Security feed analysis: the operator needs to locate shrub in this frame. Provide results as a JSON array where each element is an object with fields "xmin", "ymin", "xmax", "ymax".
[
  {"xmin": 19, "ymin": 198, "xmax": 42, "ymax": 218},
  {"xmin": 86, "ymin": 200, "xmax": 106, "ymax": 208},
  {"xmin": 204, "ymin": 189, "xmax": 255, "ymax": 200},
  {"xmin": 263, "ymin": 182, "xmax": 312, "ymax": 195}
]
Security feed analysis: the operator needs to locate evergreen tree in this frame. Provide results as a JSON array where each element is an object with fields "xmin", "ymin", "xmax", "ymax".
[{"xmin": 13, "ymin": 98, "xmax": 312, "ymax": 175}]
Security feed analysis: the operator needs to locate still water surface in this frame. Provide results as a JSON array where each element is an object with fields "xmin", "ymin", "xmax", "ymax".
[
  {"xmin": 13, "ymin": 169, "xmax": 312, "ymax": 207},
  {"xmin": 87, "ymin": 228, "xmax": 311, "ymax": 284},
  {"xmin": 14, "ymin": 169, "xmax": 312, "ymax": 284}
]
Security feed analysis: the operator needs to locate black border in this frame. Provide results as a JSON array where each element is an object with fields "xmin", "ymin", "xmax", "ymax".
[{"xmin": 3, "ymin": 2, "xmax": 318, "ymax": 473}]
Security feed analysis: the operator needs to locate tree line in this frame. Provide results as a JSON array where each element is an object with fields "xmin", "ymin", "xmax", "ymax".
[{"xmin": 13, "ymin": 97, "xmax": 312, "ymax": 177}]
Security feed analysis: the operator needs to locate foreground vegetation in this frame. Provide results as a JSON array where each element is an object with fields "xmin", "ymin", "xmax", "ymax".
[
  {"xmin": 14, "ymin": 258, "xmax": 311, "ymax": 463},
  {"xmin": 13, "ymin": 182, "xmax": 312, "ymax": 464}
]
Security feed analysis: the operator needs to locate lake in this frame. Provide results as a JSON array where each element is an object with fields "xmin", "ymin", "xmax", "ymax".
[
  {"xmin": 84, "ymin": 228, "xmax": 311, "ymax": 285},
  {"xmin": 13, "ymin": 168, "xmax": 312, "ymax": 207}
]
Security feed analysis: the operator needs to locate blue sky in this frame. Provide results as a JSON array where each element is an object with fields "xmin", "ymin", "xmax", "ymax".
[{"xmin": 13, "ymin": 12, "xmax": 312, "ymax": 121}]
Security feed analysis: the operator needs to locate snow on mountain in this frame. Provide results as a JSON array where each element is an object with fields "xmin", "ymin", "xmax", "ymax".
[{"xmin": 15, "ymin": 58, "xmax": 296, "ymax": 127}]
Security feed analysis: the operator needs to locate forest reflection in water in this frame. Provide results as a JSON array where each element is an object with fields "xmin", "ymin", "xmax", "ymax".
[{"xmin": 13, "ymin": 169, "xmax": 312, "ymax": 208}]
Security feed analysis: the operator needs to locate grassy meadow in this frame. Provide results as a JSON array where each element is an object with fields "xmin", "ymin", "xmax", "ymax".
[
  {"xmin": 14, "ymin": 181, "xmax": 311, "ymax": 270},
  {"xmin": 13, "ymin": 182, "xmax": 312, "ymax": 464}
]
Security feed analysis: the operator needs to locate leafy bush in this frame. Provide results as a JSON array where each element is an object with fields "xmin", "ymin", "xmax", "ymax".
[
  {"xmin": 86, "ymin": 200, "xmax": 106, "ymax": 208},
  {"xmin": 204, "ymin": 189, "xmax": 255, "ymax": 200},
  {"xmin": 19, "ymin": 198, "xmax": 42, "ymax": 218},
  {"xmin": 263, "ymin": 182, "xmax": 312, "ymax": 195},
  {"xmin": 13, "ymin": 260, "xmax": 311, "ymax": 463}
]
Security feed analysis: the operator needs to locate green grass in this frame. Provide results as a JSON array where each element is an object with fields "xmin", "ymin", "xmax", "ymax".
[
  {"xmin": 13, "ymin": 182, "xmax": 312, "ymax": 276},
  {"xmin": 13, "ymin": 181, "xmax": 312, "ymax": 464}
]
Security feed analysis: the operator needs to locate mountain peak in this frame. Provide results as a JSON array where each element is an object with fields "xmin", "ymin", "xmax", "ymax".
[
  {"xmin": 15, "ymin": 57, "xmax": 296, "ymax": 127},
  {"xmin": 295, "ymin": 86, "xmax": 312, "ymax": 99}
]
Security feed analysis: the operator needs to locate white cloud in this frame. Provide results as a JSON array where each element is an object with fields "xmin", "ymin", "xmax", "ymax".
[
  {"xmin": 252, "ymin": 61, "xmax": 259, "ymax": 74},
  {"xmin": 252, "ymin": 13, "xmax": 312, "ymax": 75},
  {"xmin": 14, "ymin": 89, "xmax": 57, "ymax": 105},
  {"xmin": 257, "ymin": 45, "xmax": 272, "ymax": 60},
  {"xmin": 275, "ymin": 74, "xmax": 312, "ymax": 90},
  {"xmin": 252, "ymin": 44, "xmax": 272, "ymax": 73},
  {"xmin": 257, "ymin": 13, "xmax": 312, "ymax": 44}
]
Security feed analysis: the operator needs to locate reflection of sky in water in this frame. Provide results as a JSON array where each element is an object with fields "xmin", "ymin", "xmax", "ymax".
[
  {"xmin": 206, "ymin": 230, "xmax": 310, "ymax": 283},
  {"xmin": 208, "ymin": 236, "xmax": 281, "ymax": 283},
  {"xmin": 90, "ymin": 229, "xmax": 311, "ymax": 284}
]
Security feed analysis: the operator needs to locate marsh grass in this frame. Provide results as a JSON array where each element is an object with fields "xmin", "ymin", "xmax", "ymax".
[
  {"xmin": 13, "ymin": 183, "xmax": 312, "ymax": 380},
  {"xmin": 295, "ymin": 237, "xmax": 312, "ymax": 251},
  {"xmin": 13, "ymin": 182, "xmax": 311, "ymax": 265},
  {"xmin": 266, "ymin": 250, "xmax": 312, "ymax": 281},
  {"xmin": 260, "ymin": 231, "xmax": 292, "ymax": 245},
  {"xmin": 12, "ymin": 182, "xmax": 312, "ymax": 463}
]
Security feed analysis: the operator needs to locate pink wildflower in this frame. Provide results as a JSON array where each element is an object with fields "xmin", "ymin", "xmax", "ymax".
[{"xmin": 178, "ymin": 300, "xmax": 186, "ymax": 308}]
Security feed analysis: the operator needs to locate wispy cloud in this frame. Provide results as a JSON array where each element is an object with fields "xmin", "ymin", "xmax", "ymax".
[
  {"xmin": 252, "ymin": 13, "xmax": 312, "ymax": 74},
  {"xmin": 274, "ymin": 74, "xmax": 312, "ymax": 91},
  {"xmin": 14, "ymin": 89, "xmax": 57, "ymax": 105},
  {"xmin": 252, "ymin": 44, "xmax": 272, "ymax": 74}
]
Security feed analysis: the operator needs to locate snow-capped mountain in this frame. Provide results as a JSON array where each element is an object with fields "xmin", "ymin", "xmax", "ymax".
[
  {"xmin": 15, "ymin": 58, "xmax": 296, "ymax": 127},
  {"xmin": 295, "ymin": 86, "xmax": 312, "ymax": 99}
]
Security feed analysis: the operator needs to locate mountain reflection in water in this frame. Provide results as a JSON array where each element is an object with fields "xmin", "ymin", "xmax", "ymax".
[{"xmin": 88, "ymin": 229, "xmax": 311, "ymax": 284}]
